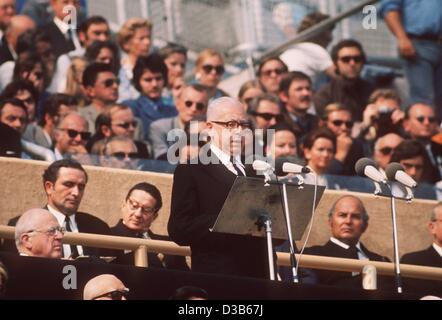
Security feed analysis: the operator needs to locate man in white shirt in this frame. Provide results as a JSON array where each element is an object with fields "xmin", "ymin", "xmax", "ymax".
[
  {"xmin": 14, "ymin": 208, "xmax": 64, "ymax": 259},
  {"xmin": 304, "ymin": 195, "xmax": 390, "ymax": 289}
]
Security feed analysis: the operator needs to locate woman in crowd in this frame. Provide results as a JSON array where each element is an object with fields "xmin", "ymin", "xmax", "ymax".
[
  {"xmin": 265, "ymin": 122, "xmax": 298, "ymax": 160},
  {"xmin": 159, "ymin": 44, "xmax": 187, "ymax": 103},
  {"xmin": 238, "ymin": 79, "xmax": 264, "ymax": 111},
  {"xmin": 64, "ymin": 57, "xmax": 88, "ymax": 107}
]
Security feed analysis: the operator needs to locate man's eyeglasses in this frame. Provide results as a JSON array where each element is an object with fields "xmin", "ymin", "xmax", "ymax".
[
  {"xmin": 202, "ymin": 64, "xmax": 225, "ymax": 75},
  {"xmin": 260, "ymin": 68, "xmax": 286, "ymax": 77},
  {"xmin": 378, "ymin": 147, "xmax": 394, "ymax": 156},
  {"xmin": 184, "ymin": 100, "xmax": 206, "ymax": 111},
  {"xmin": 28, "ymin": 226, "xmax": 66, "ymax": 236},
  {"xmin": 127, "ymin": 198, "xmax": 157, "ymax": 215},
  {"xmin": 251, "ymin": 112, "xmax": 284, "ymax": 122},
  {"xmin": 110, "ymin": 152, "xmax": 138, "ymax": 160},
  {"xmin": 92, "ymin": 288, "xmax": 130, "ymax": 300},
  {"xmin": 103, "ymin": 78, "xmax": 120, "ymax": 88},
  {"xmin": 416, "ymin": 116, "xmax": 437, "ymax": 124},
  {"xmin": 59, "ymin": 128, "xmax": 91, "ymax": 141},
  {"xmin": 338, "ymin": 55, "xmax": 364, "ymax": 64},
  {"xmin": 211, "ymin": 120, "xmax": 251, "ymax": 130},
  {"xmin": 5, "ymin": 115, "xmax": 27, "ymax": 123},
  {"xmin": 114, "ymin": 121, "xmax": 137, "ymax": 129},
  {"xmin": 331, "ymin": 120, "xmax": 354, "ymax": 128}
]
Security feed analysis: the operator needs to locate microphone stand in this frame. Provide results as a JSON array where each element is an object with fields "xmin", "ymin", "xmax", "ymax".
[
  {"xmin": 256, "ymin": 214, "xmax": 275, "ymax": 281},
  {"xmin": 389, "ymin": 194, "xmax": 403, "ymax": 293}
]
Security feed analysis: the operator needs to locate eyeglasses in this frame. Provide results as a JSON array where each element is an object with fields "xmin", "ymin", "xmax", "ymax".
[
  {"xmin": 111, "ymin": 152, "xmax": 138, "ymax": 160},
  {"xmin": 201, "ymin": 64, "xmax": 225, "ymax": 75},
  {"xmin": 127, "ymin": 198, "xmax": 157, "ymax": 215},
  {"xmin": 92, "ymin": 288, "xmax": 130, "ymax": 300},
  {"xmin": 415, "ymin": 116, "xmax": 437, "ymax": 124},
  {"xmin": 378, "ymin": 147, "xmax": 394, "ymax": 156},
  {"xmin": 211, "ymin": 120, "xmax": 251, "ymax": 130},
  {"xmin": 338, "ymin": 55, "xmax": 364, "ymax": 63},
  {"xmin": 184, "ymin": 100, "xmax": 206, "ymax": 111},
  {"xmin": 103, "ymin": 78, "xmax": 120, "ymax": 88},
  {"xmin": 28, "ymin": 226, "xmax": 66, "ymax": 236},
  {"xmin": 251, "ymin": 112, "xmax": 284, "ymax": 122},
  {"xmin": 260, "ymin": 68, "xmax": 286, "ymax": 77},
  {"xmin": 58, "ymin": 128, "xmax": 91, "ymax": 140},
  {"xmin": 331, "ymin": 120, "xmax": 353, "ymax": 128},
  {"xmin": 114, "ymin": 121, "xmax": 137, "ymax": 129}
]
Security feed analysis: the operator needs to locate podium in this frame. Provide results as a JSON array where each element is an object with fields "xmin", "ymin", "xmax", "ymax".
[{"xmin": 210, "ymin": 176, "xmax": 325, "ymax": 280}]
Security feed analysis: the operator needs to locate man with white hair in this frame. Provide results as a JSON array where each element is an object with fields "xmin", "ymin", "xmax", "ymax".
[
  {"xmin": 83, "ymin": 274, "xmax": 129, "ymax": 300},
  {"xmin": 168, "ymin": 97, "xmax": 270, "ymax": 279},
  {"xmin": 14, "ymin": 208, "xmax": 64, "ymax": 259}
]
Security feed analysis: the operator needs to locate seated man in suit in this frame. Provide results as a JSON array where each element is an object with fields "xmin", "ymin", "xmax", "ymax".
[
  {"xmin": 14, "ymin": 208, "xmax": 64, "ymax": 259},
  {"xmin": 110, "ymin": 182, "xmax": 188, "ymax": 270},
  {"xmin": 304, "ymin": 195, "xmax": 390, "ymax": 289},
  {"xmin": 168, "ymin": 97, "xmax": 271, "ymax": 279},
  {"xmin": 149, "ymin": 83, "xmax": 208, "ymax": 159},
  {"xmin": 5, "ymin": 159, "xmax": 111, "ymax": 258},
  {"xmin": 401, "ymin": 203, "xmax": 442, "ymax": 296}
]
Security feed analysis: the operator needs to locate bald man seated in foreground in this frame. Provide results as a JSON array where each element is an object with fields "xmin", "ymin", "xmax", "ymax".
[
  {"xmin": 83, "ymin": 274, "xmax": 129, "ymax": 300},
  {"xmin": 14, "ymin": 208, "xmax": 64, "ymax": 259}
]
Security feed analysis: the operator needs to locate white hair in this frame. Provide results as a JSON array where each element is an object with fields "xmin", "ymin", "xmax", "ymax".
[
  {"xmin": 15, "ymin": 209, "xmax": 55, "ymax": 249},
  {"xmin": 206, "ymin": 97, "xmax": 244, "ymax": 121}
]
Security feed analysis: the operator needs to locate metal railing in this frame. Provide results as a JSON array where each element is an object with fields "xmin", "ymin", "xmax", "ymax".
[{"xmin": 1, "ymin": 225, "xmax": 441, "ymax": 282}]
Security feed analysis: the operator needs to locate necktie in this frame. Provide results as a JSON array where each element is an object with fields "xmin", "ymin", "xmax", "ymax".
[
  {"xmin": 64, "ymin": 216, "xmax": 79, "ymax": 258},
  {"xmin": 348, "ymin": 245, "xmax": 359, "ymax": 260}
]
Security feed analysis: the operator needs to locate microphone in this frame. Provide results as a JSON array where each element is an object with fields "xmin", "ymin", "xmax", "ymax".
[
  {"xmin": 275, "ymin": 156, "xmax": 311, "ymax": 176},
  {"xmin": 385, "ymin": 162, "xmax": 417, "ymax": 188},
  {"xmin": 355, "ymin": 158, "xmax": 387, "ymax": 184},
  {"xmin": 252, "ymin": 159, "xmax": 273, "ymax": 172}
]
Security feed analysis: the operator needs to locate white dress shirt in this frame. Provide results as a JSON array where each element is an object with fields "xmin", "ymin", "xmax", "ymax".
[
  {"xmin": 330, "ymin": 237, "xmax": 369, "ymax": 276},
  {"xmin": 47, "ymin": 204, "xmax": 84, "ymax": 258},
  {"xmin": 53, "ymin": 17, "xmax": 82, "ymax": 51},
  {"xmin": 210, "ymin": 144, "xmax": 246, "ymax": 176},
  {"xmin": 433, "ymin": 242, "xmax": 442, "ymax": 258}
]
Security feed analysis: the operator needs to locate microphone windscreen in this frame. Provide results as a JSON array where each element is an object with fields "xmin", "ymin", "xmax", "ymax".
[
  {"xmin": 355, "ymin": 158, "xmax": 377, "ymax": 177},
  {"xmin": 385, "ymin": 162, "xmax": 404, "ymax": 181},
  {"xmin": 275, "ymin": 156, "xmax": 304, "ymax": 176}
]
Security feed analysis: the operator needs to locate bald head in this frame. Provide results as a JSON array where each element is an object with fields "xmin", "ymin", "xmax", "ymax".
[
  {"xmin": 83, "ymin": 274, "xmax": 128, "ymax": 300},
  {"xmin": 206, "ymin": 97, "xmax": 245, "ymax": 121},
  {"xmin": 15, "ymin": 208, "xmax": 63, "ymax": 258},
  {"xmin": 6, "ymin": 15, "xmax": 35, "ymax": 48}
]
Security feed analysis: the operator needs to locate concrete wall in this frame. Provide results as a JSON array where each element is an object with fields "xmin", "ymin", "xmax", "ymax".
[{"xmin": 0, "ymin": 157, "xmax": 438, "ymax": 260}]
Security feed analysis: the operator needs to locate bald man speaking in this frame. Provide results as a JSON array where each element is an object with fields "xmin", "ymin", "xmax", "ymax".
[{"xmin": 168, "ymin": 97, "xmax": 270, "ymax": 279}]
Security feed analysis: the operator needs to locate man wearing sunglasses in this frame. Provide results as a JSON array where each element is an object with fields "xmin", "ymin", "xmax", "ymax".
[
  {"xmin": 81, "ymin": 63, "xmax": 119, "ymax": 134},
  {"xmin": 373, "ymin": 133, "xmax": 404, "ymax": 172},
  {"xmin": 169, "ymin": 97, "xmax": 270, "ymax": 279},
  {"xmin": 54, "ymin": 112, "xmax": 90, "ymax": 160},
  {"xmin": 14, "ymin": 208, "xmax": 64, "ymax": 259},
  {"xmin": 403, "ymin": 103, "xmax": 442, "ymax": 183},
  {"xmin": 279, "ymin": 71, "xmax": 319, "ymax": 140},
  {"xmin": 100, "ymin": 136, "xmax": 139, "ymax": 170},
  {"xmin": 322, "ymin": 103, "xmax": 367, "ymax": 176},
  {"xmin": 314, "ymin": 39, "xmax": 374, "ymax": 122},
  {"xmin": 83, "ymin": 274, "xmax": 129, "ymax": 300},
  {"xmin": 149, "ymin": 84, "xmax": 208, "ymax": 159}
]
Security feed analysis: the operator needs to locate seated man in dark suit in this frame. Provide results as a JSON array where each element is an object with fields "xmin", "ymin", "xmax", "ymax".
[
  {"xmin": 168, "ymin": 97, "xmax": 271, "ymax": 279},
  {"xmin": 304, "ymin": 195, "xmax": 390, "ymax": 289},
  {"xmin": 401, "ymin": 203, "xmax": 442, "ymax": 296},
  {"xmin": 110, "ymin": 182, "xmax": 188, "ymax": 270},
  {"xmin": 5, "ymin": 159, "xmax": 111, "ymax": 258}
]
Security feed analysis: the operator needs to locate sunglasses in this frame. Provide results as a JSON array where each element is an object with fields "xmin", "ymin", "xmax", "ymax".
[
  {"xmin": 252, "ymin": 112, "xmax": 284, "ymax": 122},
  {"xmin": 331, "ymin": 120, "xmax": 353, "ymax": 128},
  {"xmin": 260, "ymin": 68, "xmax": 286, "ymax": 77},
  {"xmin": 184, "ymin": 100, "xmax": 206, "ymax": 111},
  {"xmin": 378, "ymin": 146, "xmax": 394, "ymax": 156},
  {"xmin": 111, "ymin": 152, "xmax": 138, "ymax": 160},
  {"xmin": 92, "ymin": 288, "xmax": 130, "ymax": 300},
  {"xmin": 338, "ymin": 55, "xmax": 363, "ymax": 63},
  {"xmin": 416, "ymin": 116, "xmax": 437, "ymax": 124},
  {"xmin": 59, "ymin": 128, "xmax": 91, "ymax": 140},
  {"xmin": 114, "ymin": 121, "xmax": 137, "ymax": 129},
  {"xmin": 202, "ymin": 64, "xmax": 225, "ymax": 75},
  {"xmin": 103, "ymin": 78, "xmax": 120, "ymax": 88}
]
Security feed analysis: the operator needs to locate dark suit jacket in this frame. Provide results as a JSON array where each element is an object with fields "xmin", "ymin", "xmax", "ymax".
[
  {"xmin": 304, "ymin": 240, "xmax": 391, "ymax": 289},
  {"xmin": 0, "ymin": 122, "xmax": 21, "ymax": 158},
  {"xmin": 41, "ymin": 22, "xmax": 75, "ymax": 59},
  {"xmin": 3, "ymin": 208, "xmax": 111, "ymax": 257},
  {"xmin": 168, "ymin": 154, "xmax": 270, "ymax": 279},
  {"xmin": 110, "ymin": 219, "xmax": 189, "ymax": 271},
  {"xmin": 401, "ymin": 246, "xmax": 442, "ymax": 295},
  {"xmin": 0, "ymin": 36, "xmax": 14, "ymax": 66}
]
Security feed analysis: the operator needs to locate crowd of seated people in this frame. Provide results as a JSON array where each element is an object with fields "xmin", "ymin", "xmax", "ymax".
[{"xmin": 0, "ymin": 0, "xmax": 441, "ymax": 299}]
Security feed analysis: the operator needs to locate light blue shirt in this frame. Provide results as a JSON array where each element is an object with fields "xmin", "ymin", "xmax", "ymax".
[{"xmin": 380, "ymin": 0, "xmax": 442, "ymax": 36}]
